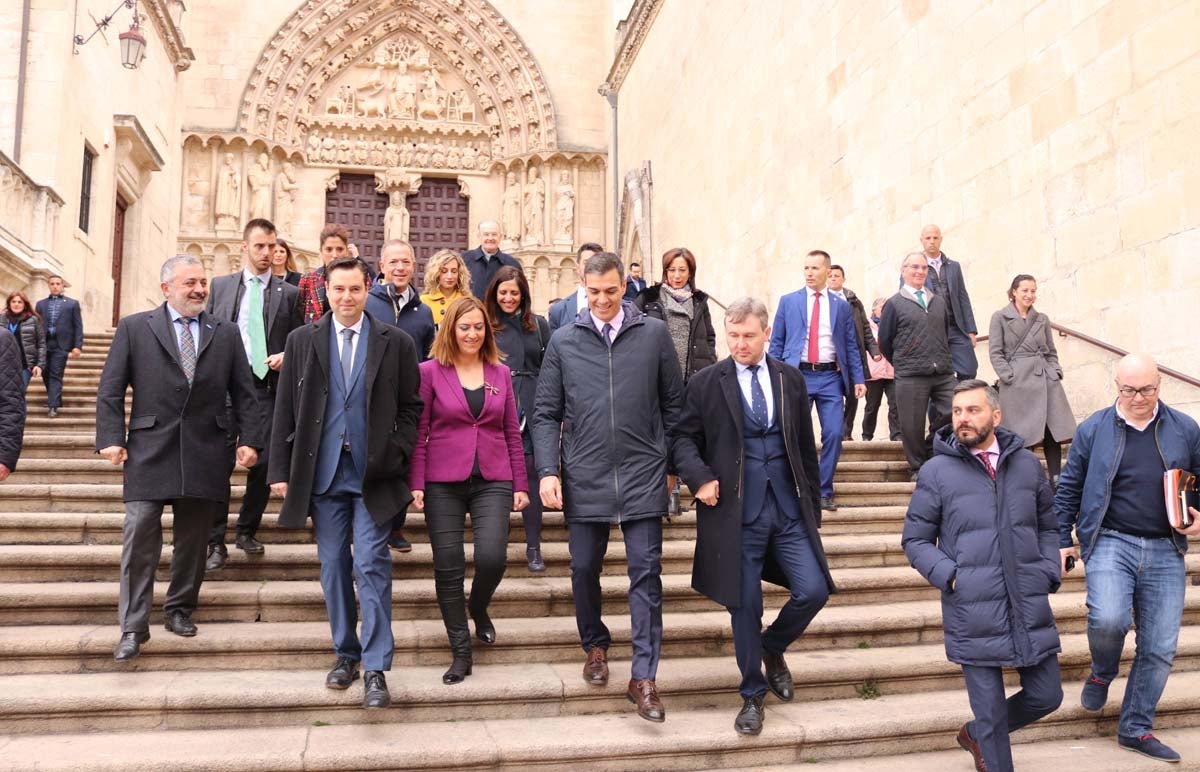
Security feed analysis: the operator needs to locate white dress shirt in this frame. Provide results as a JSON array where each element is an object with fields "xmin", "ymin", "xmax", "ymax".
[
  {"xmin": 735, "ymin": 352, "xmax": 774, "ymax": 425},
  {"xmin": 574, "ymin": 285, "xmax": 588, "ymax": 314},
  {"xmin": 332, "ymin": 314, "xmax": 365, "ymax": 365},
  {"xmin": 805, "ymin": 287, "xmax": 836, "ymax": 363},
  {"xmin": 237, "ymin": 267, "xmax": 271, "ymax": 367},
  {"xmin": 902, "ymin": 284, "xmax": 933, "ymax": 310}
]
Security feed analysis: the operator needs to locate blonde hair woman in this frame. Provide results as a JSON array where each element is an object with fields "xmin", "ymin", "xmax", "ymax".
[{"xmin": 421, "ymin": 249, "xmax": 473, "ymax": 327}]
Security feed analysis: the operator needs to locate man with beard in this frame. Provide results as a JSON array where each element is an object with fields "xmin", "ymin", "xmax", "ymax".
[
  {"xmin": 97, "ymin": 255, "xmax": 263, "ymax": 661},
  {"xmin": 902, "ymin": 380, "xmax": 1063, "ymax": 772}
]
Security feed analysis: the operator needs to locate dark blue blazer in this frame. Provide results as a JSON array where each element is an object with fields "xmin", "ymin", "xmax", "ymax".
[
  {"xmin": 35, "ymin": 295, "xmax": 84, "ymax": 350},
  {"xmin": 767, "ymin": 288, "xmax": 865, "ymax": 393},
  {"xmin": 548, "ymin": 291, "xmax": 582, "ymax": 332}
]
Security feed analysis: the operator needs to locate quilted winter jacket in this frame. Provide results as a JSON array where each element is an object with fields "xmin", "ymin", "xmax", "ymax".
[{"xmin": 0, "ymin": 330, "xmax": 26, "ymax": 470}]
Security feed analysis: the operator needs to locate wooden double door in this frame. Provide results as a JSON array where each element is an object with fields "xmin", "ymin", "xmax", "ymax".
[{"xmin": 325, "ymin": 174, "xmax": 469, "ymax": 286}]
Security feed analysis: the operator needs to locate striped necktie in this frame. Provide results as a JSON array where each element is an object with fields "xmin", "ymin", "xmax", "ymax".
[{"xmin": 176, "ymin": 317, "xmax": 196, "ymax": 384}]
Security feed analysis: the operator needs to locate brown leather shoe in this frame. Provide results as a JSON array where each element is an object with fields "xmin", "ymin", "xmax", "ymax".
[
  {"xmin": 583, "ymin": 647, "xmax": 608, "ymax": 686},
  {"xmin": 627, "ymin": 678, "xmax": 666, "ymax": 722},
  {"xmin": 956, "ymin": 724, "xmax": 987, "ymax": 771}
]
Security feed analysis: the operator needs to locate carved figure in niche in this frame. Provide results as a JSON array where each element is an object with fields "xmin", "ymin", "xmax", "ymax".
[
  {"xmin": 274, "ymin": 162, "xmax": 299, "ymax": 235},
  {"xmin": 414, "ymin": 141, "xmax": 431, "ymax": 168},
  {"xmin": 306, "ymin": 132, "xmax": 321, "ymax": 162},
  {"xmin": 383, "ymin": 141, "xmax": 399, "ymax": 167},
  {"xmin": 370, "ymin": 141, "xmax": 384, "ymax": 166},
  {"xmin": 389, "ymin": 62, "xmax": 418, "ymax": 119},
  {"xmin": 501, "ymin": 171, "xmax": 521, "ymax": 245},
  {"xmin": 399, "ymin": 143, "xmax": 414, "ymax": 167},
  {"xmin": 417, "ymin": 68, "xmax": 445, "ymax": 120},
  {"xmin": 184, "ymin": 152, "xmax": 210, "ymax": 228},
  {"xmin": 256, "ymin": 108, "xmax": 270, "ymax": 134},
  {"xmin": 446, "ymin": 142, "xmax": 461, "ymax": 168},
  {"xmin": 337, "ymin": 133, "xmax": 352, "ymax": 164},
  {"xmin": 327, "ymin": 84, "xmax": 355, "ymax": 115},
  {"xmin": 320, "ymin": 135, "xmax": 337, "ymax": 163},
  {"xmin": 523, "ymin": 166, "xmax": 546, "ymax": 246},
  {"xmin": 554, "ymin": 170, "xmax": 575, "ymax": 244},
  {"xmin": 273, "ymin": 119, "xmax": 290, "ymax": 144},
  {"xmin": 214, "ymin": 153, "xmax": 241, "ymax": 229},
  {"xmin": 247, "ymin": 153, "xmax": 273, "ymax": 220},
  {"xmin": 355, "ymin": 136, "xmax": 370, "ymax": 165},
  {"xmin": 384, "ymin": 190, "xmax": 410, "ymax": 242}
]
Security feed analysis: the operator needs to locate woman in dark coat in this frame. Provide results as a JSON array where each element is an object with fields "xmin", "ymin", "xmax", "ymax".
[
  {"xmin": 270, "ymin": 239, "xmax": 303, "ymax": 286},
  {"xmin": 485, "ymin": 266, "xmax": 551, "ymax": 573},
  {"xmin": 635, "ymin": 247, "xmax": 717, "ymax": 382},
  {"xmin": 4, "ymin": 291, "xmax": 45, "ymax": 392},
  {"xmin": 988, "ymin": 274, "xmax": 1076, "ymax": 483}
]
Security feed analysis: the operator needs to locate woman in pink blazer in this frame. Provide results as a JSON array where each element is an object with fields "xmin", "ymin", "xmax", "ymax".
[{"xmin": 409, "ymin": 296, "xmax": 529, "ymax": 684}]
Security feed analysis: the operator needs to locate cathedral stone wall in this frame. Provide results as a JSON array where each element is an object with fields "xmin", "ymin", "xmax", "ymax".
[{"xmin": 612, "ymin": 0, "xmax": 1200, "ymax": 417}]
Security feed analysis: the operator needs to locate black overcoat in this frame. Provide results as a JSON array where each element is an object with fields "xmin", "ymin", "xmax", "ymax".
[
  {"xmin": 670, "ymin": 356, "xmax": 836, "ymax": 608},
  {"xmin": 268, "ymin": 313, "xmax": 423, "ymax": 528},
  {"xmin": 95, "ymin": 304, "xmax": 264, "ymax": 502}
]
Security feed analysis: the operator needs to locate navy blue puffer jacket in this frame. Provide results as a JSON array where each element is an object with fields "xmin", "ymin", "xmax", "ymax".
[{"xmin": 902, "ymin": 425, "xmax": 1062, "ymax": 667}]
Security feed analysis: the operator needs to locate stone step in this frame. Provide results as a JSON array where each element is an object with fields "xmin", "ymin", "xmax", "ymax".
[
  {"xmin": 2, "ymin": 629, "xmax": 1200, "ymax": 737},
  {"xmin": 1, "ymin": 673, "xmax": 1198, "ymax": 771},
  {"xmin": 0, "ymin": 532, "xmax": 913, "ymax": 582},
  {"xmin": 0, "ymin": 558, "xmax": 1120, "ymax": 625},
  {"xmin": 5, "ymin": 590, "xmax": 1200, "ymax": 675}
]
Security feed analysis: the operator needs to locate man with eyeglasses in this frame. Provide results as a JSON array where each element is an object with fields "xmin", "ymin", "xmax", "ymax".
[{"xmin": 1056, "ymin": 353, "xmax": 1200, "ymax": 763}]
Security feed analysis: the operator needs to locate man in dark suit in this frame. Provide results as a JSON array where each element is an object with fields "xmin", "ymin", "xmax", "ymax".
[
  {"xmin": 623, "ymin": 261, "xmax": 647, "ymax": 300},
  {"xmin": 462, "ymin": 220, "xmax": 522, "ymax": 300},
  {"xmin": 0, "ymin": 329, "xmax": 25, "ymax": 481},
  {"xmin": 269, "ymin": 256, "xmax": 422, "ymax": 710},
  {"xmin": 827, "ymin": 264, "xmax": 880, "ymax": 440},
  {"xmin": 36, "ymin": 274, "xmax": 84, "ymax": 417},
  {"xmin": 548, "ymin": 242, "xmax": 602, "ymax": 331},
  {"xmin": 767, "ymin": 250, "xmax": 866, "ymax": 511},
  {"xmin": 915, "ymin": 224, "xmax": 978, "ymax": 380},
  {"xmin": 204, "ymin": 218, "xmax": 302, "ymax": 570},
  {"xmin": 672, "ymin": 296, "xmax": 835, "ymax": 735},
  {"xmin": 96, "ymin": 255, "xmax": 263, "ymax": 662}
]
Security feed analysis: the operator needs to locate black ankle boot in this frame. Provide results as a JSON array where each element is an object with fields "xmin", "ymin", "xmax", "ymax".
[{"xmin": 442, "ymin": 656, "xmax": 473, "ymax": 684}]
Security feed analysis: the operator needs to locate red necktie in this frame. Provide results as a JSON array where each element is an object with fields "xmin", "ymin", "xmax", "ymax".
[
  {"xmin": 978, "ymin": 451, "xmax": 996, "ymax": 479},
  {"xmin": 807, "ymin": 291, "xmax": 821, "ymax": 364}
]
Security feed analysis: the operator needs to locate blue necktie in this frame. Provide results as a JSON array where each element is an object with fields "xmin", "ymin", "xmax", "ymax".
[
  {"xmin": 340, "ymin": 328, "xmax": 355, "ymax": 391},
  {"xmin": 749, "ymin": 364, "xmax": 768, "ymax": 427}
]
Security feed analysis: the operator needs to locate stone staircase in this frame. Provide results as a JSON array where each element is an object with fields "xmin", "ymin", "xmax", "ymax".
[{"xmin": 2, "ymin": 332, "xmax": 1200, "ymax": 771}]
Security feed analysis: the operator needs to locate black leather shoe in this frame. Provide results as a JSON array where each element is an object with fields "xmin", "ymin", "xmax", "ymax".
[
  {"xmin": 763, "ymin": 650, "xmax": 794, "ymax": 702},
  {"xmin": 47, "ymin": 408, "xmax": 58, "ymax": 418},
  {"xmin": 820, "ymin": 496, "xmax": 838, "ymax": 511},
  {"xmin": 387, "ymin": 530, "xmax": 412, "ymax": 553},
  {"xmin": 235, "ymin": 533, "xmax": 264, "ymax": 554},
  {"xmin": 442, "ymin": 657, "xmax": 473, "ymax": 684},
  {"xmin": 362, "ymin": 671, "xmax": 391, "ymax": 709},
  {"xmin": 326, "ymin": 657, "xmax": 360, "ymax": 690},
  {"xmin": 526, "ymin": 547, "xmax": 546, "ymax": 573},
  {"xmin": 163, "ymin": 609, "xmax": 197, "ymax": 637},
  {"xmin": 734, "ymin": 695, "xmax": 765, "ymax": 735},
  {"xmin": 113, "ymin": 631, "xmax": 150, "ymax": 662},
  {"xmin": 206, "ymin": 544, "xmax": 227, "ymax": 571},
  {"xmin": 472, "ymin": 611, "xmax": 496, "ymax": 645}
]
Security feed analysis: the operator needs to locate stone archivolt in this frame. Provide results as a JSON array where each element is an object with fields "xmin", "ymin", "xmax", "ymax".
[{"xmin": 238, "ymin": 0, "xmax": 558, "ymax": 163}]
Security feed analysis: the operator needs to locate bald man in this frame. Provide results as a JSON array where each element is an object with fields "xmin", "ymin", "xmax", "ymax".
[
  {"xmin": 1056, "ymin": 354, "xmax": 1200, "ymax": 763},
  {"xmin": 910, "ymin": 225, "xmax": 978, "ymax": 380},
  {"xmin": 463, "ymin": 220, "xmax": 523, "ymax": 299}
]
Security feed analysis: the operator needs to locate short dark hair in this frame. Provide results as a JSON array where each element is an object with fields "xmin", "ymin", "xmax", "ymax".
[
  {"xmin": 243, "ymin": 218, "xmax": 276, "ymax": 242},
  {"xmin": 953, "ymin": 378, "xmax": 1000, "ymax": 409},
  {"xmin": 583, "ymin": 251, "xmax": 624, "ymax": 278},
  {"xmin": 807, "ymin": 250, "xmax": 831, "ymax": 265},
  {"xmin": 830, "ymin": 264, "xmax": 845, "ymax": 276},
  {"xmin": 47, "ymin": 274, "xmax": 63, "ymax": 282},
  {"xmin": 577, "ymin": 242, "xmax": 604, "ymax": 258},
  {"xmin": 324, "ymin": 256, "xmax": 370, "ymax": 285},
  {"xmin": 629, "ymin": 261, "xmax": 641, "ymax": 268},
  {"xmin": 661, "ymin": 247, "xmax": 696, "ymax": 286}
]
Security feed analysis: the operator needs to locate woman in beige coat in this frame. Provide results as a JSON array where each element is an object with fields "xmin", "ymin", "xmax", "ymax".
[{"xmin": 988, "ymin": 274, "xmax": 1077, "ymax": 484}]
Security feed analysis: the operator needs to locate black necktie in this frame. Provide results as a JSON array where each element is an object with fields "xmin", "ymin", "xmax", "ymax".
[{"xmin": 748, "ymin": 364, "xmax": 768, "ymax": 426}]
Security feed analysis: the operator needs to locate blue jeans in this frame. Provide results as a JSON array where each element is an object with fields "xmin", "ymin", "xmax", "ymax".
[{"xmin": 1085, "ymin": 528, "xmax": 1186, "ymax": 737}]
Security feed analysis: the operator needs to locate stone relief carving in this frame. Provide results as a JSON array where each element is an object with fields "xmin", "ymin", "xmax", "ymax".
[
  {"xmin": 501, "ymin": 170, "xmax": 521, "ymax": 247},
  {"xmin": 554, "ymin": 169, "xmax": 574, "ymax": 246},
  {"xmin": 247, "ymin": 153, "xmax": 273, "ymax": 220},
  {"xmin": 523, "ymin": 165, "xmax": 545, "ymax": 247},
  {"xmin": 273, "ymin": 162, "xmax": 299, "ymax": 235},
  {"xmin": 214, "ymin": 153, "xmax": 241, "ymax": 230},
  {"xmin": 184, "ymin": 150, "xmax": 210, "ymax": 228}
]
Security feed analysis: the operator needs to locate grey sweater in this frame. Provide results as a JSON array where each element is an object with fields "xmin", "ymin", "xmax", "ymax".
[{"xmin": 877, "ymin": 291, "xmax": 953, "ymax": 377}]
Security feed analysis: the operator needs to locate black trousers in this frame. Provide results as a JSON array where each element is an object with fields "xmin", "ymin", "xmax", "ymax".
[
  {"xmin": 521, "ymin": 453, "xmax": 543, "ymax": 549},
  {"xmin": 211, "ymin": 381, "xmax": 272, "ymax": 545},
  {"xmin": 962, "ymin": 654, "xmax": 1063, "ymax": 772},
  {"xmin": 894, "ymin": 372, "xmax": 955, "ymax": 471},
  {"xmin": 861, "ymin": 378, "xmax": 900, "ymax": 441},
  {"xmin": 424, "ymin": 478, "xmax": 512, "ymax": 658}
]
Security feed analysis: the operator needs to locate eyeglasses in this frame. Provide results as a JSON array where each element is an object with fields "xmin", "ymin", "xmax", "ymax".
[{"xmin": 1117, "ymin": 385, "xmax": 1159, "ymax": 398}]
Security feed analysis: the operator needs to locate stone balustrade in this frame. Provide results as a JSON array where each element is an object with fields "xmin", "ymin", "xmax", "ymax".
[{"xmin": 0, "ymin": 149, "xmax": 64, "ymax": 288}]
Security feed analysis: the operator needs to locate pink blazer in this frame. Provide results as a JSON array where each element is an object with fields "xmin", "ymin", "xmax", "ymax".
[{"xmin": 409, "ymin": 359, "xmax": 529, "ymax": 492}]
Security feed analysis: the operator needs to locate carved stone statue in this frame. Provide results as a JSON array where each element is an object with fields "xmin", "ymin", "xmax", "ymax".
[
  {"xmin": 523, "ymin": 166, "xmax": 545, "ymax": 247},
  {"xmin": 274, "ymin": 162, "xmax": 299, "ymax": 235},
  {"xmin": 384, "ymin": 190, "xmax": 410, "ymax": 242},
  {"xmin": 501, "ymin": 171, "xmax": 521, "ymax": 245},
  {"xmin": 554, "ymin": 169, "xmax": 575, "ymax": 245},
  {"xmin": 183, "ymin": 152, "xmax": 210, "ymax": 228},
  {"xmin": 214, "ymin": 153, "xmax": 241, "ymax": 229},
  {"xmin": 247, "ymin": 153, "xmax": 272, "ymax": 221}
]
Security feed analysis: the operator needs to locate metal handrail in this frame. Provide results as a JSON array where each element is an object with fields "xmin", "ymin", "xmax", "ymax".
[{"xmin": 977, "ymin": 322, "xmax": 1200, "ymax": 389}]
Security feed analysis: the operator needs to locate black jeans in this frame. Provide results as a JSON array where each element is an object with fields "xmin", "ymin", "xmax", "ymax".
[
  {"xmin": 424, "ymin": 478, "xmax": 512, "ymax": 658},
  {"xmin": 861, "ymin": 378, "xmax": 900, "ymax": 441},
  {"xmin": 521, "ymin": 453, "xmax": 543, "ymax": 549}
]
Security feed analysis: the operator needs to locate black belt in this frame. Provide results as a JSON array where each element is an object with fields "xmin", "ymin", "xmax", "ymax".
[{"xmin": 797, "ymin": 362, "xmax": 839, "ymax": 372}]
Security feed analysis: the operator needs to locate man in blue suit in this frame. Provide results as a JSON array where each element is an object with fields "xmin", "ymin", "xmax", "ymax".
[
  {"xmin": 548, "ymin": 242, "xmax": 602, "ymax": 331},
  {"xmin": 36, "ymin": 275, "xmax": 84, "ymax": 417},
  {"xmin": 768, "ymin": 250, "xmax": 865, "ymax": 510}
]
